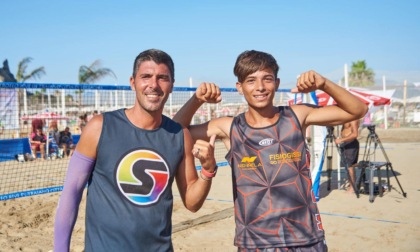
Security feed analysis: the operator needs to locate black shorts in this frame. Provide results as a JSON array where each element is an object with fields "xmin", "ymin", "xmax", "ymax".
[{"xmin": 340, "ymin": 139, "xmax": 359, "ymax": 167}]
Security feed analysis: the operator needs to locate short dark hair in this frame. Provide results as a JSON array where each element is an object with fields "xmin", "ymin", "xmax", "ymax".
[
  {"xmin": 233, "ymin": 50, "xmax": 279, "ymax": 83},
  {"xmin": 132, "ymin": 49, "xmax": 175, "ymax": 82}
]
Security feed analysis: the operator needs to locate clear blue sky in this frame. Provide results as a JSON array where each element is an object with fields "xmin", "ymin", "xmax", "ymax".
[{"xmin": 2, "ymin": 0, "xmax": 419, "ymax": 88}]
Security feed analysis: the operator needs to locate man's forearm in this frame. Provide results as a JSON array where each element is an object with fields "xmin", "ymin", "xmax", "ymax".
[
  {"xmin": 323, "ymin": 80, "xmax": 368, "ymax": 119},
  {"xmin": 173, "ymin": 95, "xmax": 204, "ymax": 127}
]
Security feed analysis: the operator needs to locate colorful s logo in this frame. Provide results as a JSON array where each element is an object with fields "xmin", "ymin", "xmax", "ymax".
[{"xmin": 116, "ymin": 149, "xmax": 169, "ymax": 206}]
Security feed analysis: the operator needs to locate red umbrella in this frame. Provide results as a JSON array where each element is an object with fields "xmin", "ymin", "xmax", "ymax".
[
  {"xmin": 21, "ymin": 112, "xmax": 69, "ymax": 121},
  {"xmin": 288, "ymin": 89, "xmax": 391, "ymax": 107}
]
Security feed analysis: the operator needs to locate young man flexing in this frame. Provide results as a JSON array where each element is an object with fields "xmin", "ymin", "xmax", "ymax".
[{"xmin": 174, "ymin": 50, "xmax": 367, "ymax": 251}]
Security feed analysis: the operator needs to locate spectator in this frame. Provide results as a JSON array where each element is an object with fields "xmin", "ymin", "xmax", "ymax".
[
  {"xmin": 87, "ymin": 110, "xmax": 99, "ymax": 121},
  {"xmin": 31, "ymin": 118, "xmax": 45, "ymax": 133},
  {"xmin": 335, "ymin": 119, "xmax": 360, "ymax": 193},
  {"xmin": 59, "ymin": 127, "xmax": 76, "ymax": 158},
  {"xmin": 30, "ymin": 126, "xmax": 47, "ymax": 160},
  {"xmin": 48, "ymin": 120, "xmax": 61, "ymax": 157},
  {"xmin": 78, "ymin": 114, "xmax": 88, "ymax": 133}
]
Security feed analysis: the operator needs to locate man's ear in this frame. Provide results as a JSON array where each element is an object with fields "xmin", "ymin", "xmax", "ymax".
[
  {"xmin": 129, "ymin": 76, "xmax": 135, "ymax": 91},
  {"xmin": 275, "ymin": 77, "xmax": 280, "ymax": 91},
  {"xmin": 170, "ymin": 80, "xmax": 175, "ymax": 93},
  {"xmin": 236, "ymin": 82, "xmax": 243, "ymax": 95}
]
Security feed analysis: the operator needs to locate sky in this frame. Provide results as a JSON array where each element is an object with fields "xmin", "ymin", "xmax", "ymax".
[{"xmin": 2, "ymin": 0, "xmax": 420, "ymax": 89}]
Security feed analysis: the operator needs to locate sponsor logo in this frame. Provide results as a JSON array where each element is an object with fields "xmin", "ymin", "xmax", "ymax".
[
  {"xmin": 115, "ymin": 149, "xmax": 169, "ymax": 206},
  {"xmin": 238, "ymin": 156, "xmax": 261, "ymax": 170},
  {"xmin": 241, "ymin": 156, "xmax": 257, "ymax": 163},
  {"xmin": 269, "ymin": 151, "xmax": 302, "ymax": 164},
  {"xmin": 259, "ymin": 138, "xmax": 274, "ymax": 146}
]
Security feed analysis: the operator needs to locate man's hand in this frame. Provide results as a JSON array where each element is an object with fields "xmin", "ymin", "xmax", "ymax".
[
  {"xmin": 291, "ymin": 70, "xmax": 327, "ymax": 94},
  {"xmin": 196, "ymin": 82, "xmax": 222, "ymax": 104},
  {"xmin": 192, "ymin": 135, "xmax": 217, "ymax": 172}
]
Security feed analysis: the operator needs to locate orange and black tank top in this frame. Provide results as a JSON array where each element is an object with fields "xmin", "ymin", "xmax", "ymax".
[{"xmin": 226, "ymin": 106, "xmax": 325, "ymax": 249}]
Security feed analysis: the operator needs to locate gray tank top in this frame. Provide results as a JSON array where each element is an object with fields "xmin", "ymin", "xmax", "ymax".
[
  {"xmin": 85, "ymin": 109, "xmax": 183, "ymax": 251},
  {"xmin": 226, "ymin": 106, "xmax": 325, "ymax": 249}
]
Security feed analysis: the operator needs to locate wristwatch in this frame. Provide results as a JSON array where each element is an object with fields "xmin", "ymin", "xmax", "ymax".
[{"xmin": 201, "ymin": 165, "xmax": 218, "ymax": 178}]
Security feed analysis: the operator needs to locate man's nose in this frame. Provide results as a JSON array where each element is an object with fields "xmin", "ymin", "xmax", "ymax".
[
  {"xmin": 255, "ymin": 79, "xmax": 265, "ymax": 90},
  {"xmin": 149, "ymin": 76, "xmax": 159, "ymax": 88}
]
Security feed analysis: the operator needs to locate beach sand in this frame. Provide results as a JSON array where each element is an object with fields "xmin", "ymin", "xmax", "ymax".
[{"xmin": 1, "ymin": 127, "xmax": 419, "ymax": 251}]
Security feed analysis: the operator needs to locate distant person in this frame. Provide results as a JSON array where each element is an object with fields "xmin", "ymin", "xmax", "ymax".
[
  {"xmin": 31, "ymin": 118, "xmax": 45, "ymax": 133},
  {"xmin": 30, "ymin": 126, "xmax": 47, "ymax": 160},
  {"xmin": 58, "ymin": 127, "xmax": 76, "ymax": 158},
  {"xmin": 48, "ymin": 120, "xmax": 61, "ymax": 156},
  {"xmin": 87, "ymin": 110, "xmax": 99, "ymax": 121},
  {"xmin": 54, "ymin": 49, "xmax": 217, "ymax": 251},
  {"xmin": 335, "ymin": 119, "xmax": 360, "ymax": 193},
  {"xmin": 174, "ymin": 50, "xmax": 368, "ymax": 251},
  {"xmin": 78, "ymin": 114, "xmax": 88, "ymax": 133}
]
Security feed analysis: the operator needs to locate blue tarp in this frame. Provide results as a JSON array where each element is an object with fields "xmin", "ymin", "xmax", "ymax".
[
  {"xmin": 0, "ymin": 138, "xmax": 32, "ymax": 162},
  {"xmin": 0, "ymin": 134, "xmax": 80, "ymax": 162}
]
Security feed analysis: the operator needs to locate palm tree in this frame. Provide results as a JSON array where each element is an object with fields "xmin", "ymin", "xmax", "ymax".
[
  {"xmin": 16, "ymin": 57, "xmax": 46, "ymax": 82},
  {"xmin": 348, "ymin": 60, "xmax": 375, "ymax": 87},
  {"xmin": 77, "ymin": 60, "xmax": 116, "ymax": 108},
  {"xmin": 15, "ymin": 57, "xmax": 46, "ymax": 115}
]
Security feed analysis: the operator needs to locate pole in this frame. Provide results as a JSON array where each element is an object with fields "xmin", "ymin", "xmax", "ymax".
[
  {"xmin": 61, "ymin": 89, "xmax": 66, "ymax": 126},
  {"xmin": 23, "ymin": 89, "xmax": 28, "ymax": 116},
  {"xmin": 61, "ymin": 89, "xmax": 65, "ymax": 115},
  {"xmin": 383, "ymin": 76, "xmax": 388, "ymax": 129},
  {"xmin": 115, "ymin": 90, "xmax": 118, "ymax": 109},
  {"xmin": 169, "ymin": 93, "xmax": 173, "ymax": 118},
  {"xmin": 114, "ymin": 78, "xmax": 118, "ymax": 109},
  {"xmin": 344, "ymin": 64, "xmax": 349, "ymax": 89},
  {"xmin": 403, "ymin": 80, "xmax": 407, "ymax": 126},
  {"xmin": 47, "ymin": 88, "xmax": 51, "ymax": 112},
  {"xmin": 189, "ymin": 77, "xmax": 193, "ymax": 97},
  {"xmin": 95, "ymin": 90, "xmax": 99, "ymax": 111},
  {"xmin": 122, "ymin": 90, "xmax": 126, "ymax": 108},
  {"xmin": 306, "ymin": 92, "xmax": 315, "ymax": 172}
]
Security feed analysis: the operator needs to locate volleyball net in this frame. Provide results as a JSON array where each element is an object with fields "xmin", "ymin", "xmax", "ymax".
[{"xmin": 0, "ymin": 82, "xmax": 292, "ymax": 200}]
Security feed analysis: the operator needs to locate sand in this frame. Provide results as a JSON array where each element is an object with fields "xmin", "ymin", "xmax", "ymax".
[{"xmin": 1, "ymin": 127, "xmax": 419, "ymax": 252}]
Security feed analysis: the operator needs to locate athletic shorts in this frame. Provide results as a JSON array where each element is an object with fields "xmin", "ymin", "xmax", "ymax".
[
  {"xmin": 238, "ymin": 239, "xmax": 328, "ymax": 252},
  {"xmin": 340, "ymin": 139, "xmax": 359, "ymax": 167}
]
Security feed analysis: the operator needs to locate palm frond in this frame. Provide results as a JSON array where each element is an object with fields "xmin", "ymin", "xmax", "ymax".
[{"xmin": 78, "ymin": 60, "xmax": 116, "ymax": 84}]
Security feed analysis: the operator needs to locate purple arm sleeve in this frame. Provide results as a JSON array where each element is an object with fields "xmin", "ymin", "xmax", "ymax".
[{"xmin": 54, "ymin": 150, "xmax": 95, "ymax": 252}]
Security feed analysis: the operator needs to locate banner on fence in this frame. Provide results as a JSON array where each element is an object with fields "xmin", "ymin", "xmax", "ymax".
[{"xmin": 0, "ymin": 89, "xmax": 19, "ymax": 129}]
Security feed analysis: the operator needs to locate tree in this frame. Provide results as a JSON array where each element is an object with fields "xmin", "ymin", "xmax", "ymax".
[
  {"xmin": 77, "ymin": 60, "xmax": 116, "ymax": 108},
  {"xmin": 16, "ymin": 57, "xmax": 46, "ymax": 82},
  {"xmin": 348, "ymin": 60, "xmax": 375, "ymax": 87},
  {"xmin": 15, "ymin": 57, "xmax": 46, "ymax": 114}
]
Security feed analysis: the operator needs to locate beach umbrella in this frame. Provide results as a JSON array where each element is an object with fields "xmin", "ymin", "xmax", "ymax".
[
  {"xmin": 288, "ymin": 89, "xmax": 391, "ymax": 107},
  {"xmin": 21, "ymin": 112, "xmax": 69, "ymax": 121}
]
